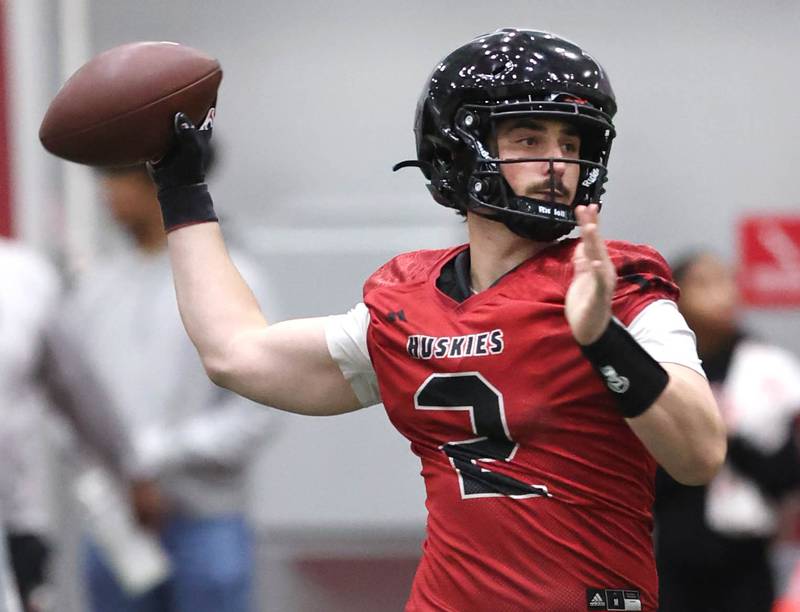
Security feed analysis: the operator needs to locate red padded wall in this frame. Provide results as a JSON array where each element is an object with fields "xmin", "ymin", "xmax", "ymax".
[{"xmin": 0, "ymin": 0, "xmax": 13, "ymax": 237}]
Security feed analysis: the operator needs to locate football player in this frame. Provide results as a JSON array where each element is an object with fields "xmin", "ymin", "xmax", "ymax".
[{"xmin": 148, "ymin": 28, "xmax": 725, "ymax": 611}]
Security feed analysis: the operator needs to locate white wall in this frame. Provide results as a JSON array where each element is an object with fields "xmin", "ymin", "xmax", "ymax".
[
  {"xmin": 85, "ymin": 0, "xmax": 800, "ymax": 338},
  {"xmin": 30, "ymin": 1, "xmax": 800, "ymax": 609}
]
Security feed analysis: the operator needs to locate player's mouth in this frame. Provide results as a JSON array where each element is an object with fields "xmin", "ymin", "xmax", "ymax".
[{"xmin": 529, "ymin": 190, "xmax": 569, "ymax": 203}]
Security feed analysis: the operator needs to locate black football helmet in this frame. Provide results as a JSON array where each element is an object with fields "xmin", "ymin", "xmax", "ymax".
[{"xmin": 394, "ymin": 28, "xmax": 617, "ymax": 241}]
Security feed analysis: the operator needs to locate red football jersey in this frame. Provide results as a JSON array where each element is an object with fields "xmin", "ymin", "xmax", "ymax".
[{"xmin": 363, "ymin": 238, "xmax": 678, "ymax": 612}]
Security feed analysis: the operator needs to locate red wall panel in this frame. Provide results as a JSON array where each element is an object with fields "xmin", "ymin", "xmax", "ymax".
[{"xmin": 0, "ymin": 0, "xmax": 13, "ymax": 237}]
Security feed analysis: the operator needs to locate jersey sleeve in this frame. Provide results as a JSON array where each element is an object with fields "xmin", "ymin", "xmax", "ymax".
[
  {"xmin": 627, "ymin": 299, "xmax": 705, "ymax": 377},
  {"xmin": 609, "ymin": 242, "xmax": 679, "ymax": 325},
  {"xmin": 324, "ymin": 303, "xmax": 381, "ymax": 407}
]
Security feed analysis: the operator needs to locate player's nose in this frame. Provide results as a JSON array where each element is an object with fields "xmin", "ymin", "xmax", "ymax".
[
  {"xmin": 545, "ymin": 153, "xmax": 567, "ymax": 177},
  {"xmin": 542, "ymin": 138, "xmax": 566, "ymax": 172}
]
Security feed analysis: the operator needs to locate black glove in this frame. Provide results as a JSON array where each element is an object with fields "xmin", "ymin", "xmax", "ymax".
[
  {"xmin": 150, "ymin": 111, "xmax": 212, "ymax": 191},
  {"xmin": 148, "ymin": 110, "xmax": 218, "ymax": 232}
]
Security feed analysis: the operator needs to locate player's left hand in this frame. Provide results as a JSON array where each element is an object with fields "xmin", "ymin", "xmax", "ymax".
[{"xmin": 565, "ymin": 204, "xmax": 617, "ymax": 345}]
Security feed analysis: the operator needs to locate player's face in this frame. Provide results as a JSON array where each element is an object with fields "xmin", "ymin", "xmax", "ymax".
[
  {"xmin": 494, "ymin": 118, "xmax": 581, "ymax": 205},
  {"xmin": 677, "ymin": 254, "xmax": 739, "ymax": 336}
]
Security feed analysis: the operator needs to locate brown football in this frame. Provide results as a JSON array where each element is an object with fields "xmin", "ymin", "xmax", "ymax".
[{"xmin": 39, "ymin": 41, "xmax": 222, "ymax": 167}]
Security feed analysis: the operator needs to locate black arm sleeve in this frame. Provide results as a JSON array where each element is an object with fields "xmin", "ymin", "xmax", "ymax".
[
  {"xmin": 727, "ymin": 426, "xmax": 800, "ymax": 498},
  {"xmin": 7, "ymin": 533, "xmax": 49, "ymax": 604}
]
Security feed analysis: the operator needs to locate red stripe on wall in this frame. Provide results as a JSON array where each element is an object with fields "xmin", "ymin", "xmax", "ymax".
[{"xmin": 0, "ymin": 0, "xmax": 13, "ymax": 237}]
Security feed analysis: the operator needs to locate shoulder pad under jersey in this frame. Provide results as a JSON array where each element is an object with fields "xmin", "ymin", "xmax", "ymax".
[{"xmin": 362, "ymin": 246, "xmax": 465, "ymax": 299}]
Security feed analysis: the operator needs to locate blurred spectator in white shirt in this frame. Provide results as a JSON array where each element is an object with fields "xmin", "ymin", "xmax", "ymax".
[{"xmin": 53, "ymin": 163, "xmax": 275, "ymax": 612}]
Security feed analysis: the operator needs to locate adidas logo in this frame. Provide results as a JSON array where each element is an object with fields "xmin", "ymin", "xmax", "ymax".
[{"xmin": 587, "ymin": 587, "xmax": 641, "ymax": 611}]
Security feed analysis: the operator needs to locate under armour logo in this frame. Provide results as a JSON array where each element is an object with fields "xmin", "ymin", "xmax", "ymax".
[
  {"xmin": 599, "ymin": 365, "xmax": 630, "ymax": 394},
  {"xmin": 387, "ymin": 310, "xmax": 406, "ymax": 323}
]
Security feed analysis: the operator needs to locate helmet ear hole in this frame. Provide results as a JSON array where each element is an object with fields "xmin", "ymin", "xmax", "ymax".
[
  {"xmin": 470, "ymin": 177, "xmax": 495, "ymax": 200},
  {"xmin": 456, "ymin": 108, "xmax": 481, "ymax": 132},
  {"xmin": 418, "ymin": 140, "xmax": 472, "ymax": 213}
]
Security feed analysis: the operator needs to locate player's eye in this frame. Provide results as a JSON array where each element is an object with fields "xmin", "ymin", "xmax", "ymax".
[
  {"xmin": 514, "ymin": 137, "xmax": 540, "ymax": 147},
  {"xmin": 561, "ymin": 141, "xmax": 579, "ymax": 155}
]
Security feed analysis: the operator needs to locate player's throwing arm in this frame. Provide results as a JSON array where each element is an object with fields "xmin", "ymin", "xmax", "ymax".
[{"xmin": 151, "ymin": 115, "xmax": 364, "ymax": 417}]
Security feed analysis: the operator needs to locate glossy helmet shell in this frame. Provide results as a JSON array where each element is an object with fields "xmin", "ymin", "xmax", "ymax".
[{"xmin": 413, "ymin": 28, "xmax": 617, "ymax": 239}]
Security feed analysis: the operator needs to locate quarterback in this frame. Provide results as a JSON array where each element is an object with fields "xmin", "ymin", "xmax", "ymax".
[{"xmin": 149, "ymin": 29, "xmax": 725, "ymax": 611}]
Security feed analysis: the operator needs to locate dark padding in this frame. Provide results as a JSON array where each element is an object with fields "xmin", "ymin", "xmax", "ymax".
[{"xmin": 580, "ymin": 318, "xmax": 670, "ymax": 418}]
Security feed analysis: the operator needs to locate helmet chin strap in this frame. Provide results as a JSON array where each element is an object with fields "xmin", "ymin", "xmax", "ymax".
[
  {"xmin": 393, "ymin": 156, "xmax": 586, "ymax": 243},
  {"xmin": 500, "ymin": 211, "xmax": 575, "ymax": 242},
  {"xmin": 467, "ymin": 193, "xmax": 576, "ymax": 243}
]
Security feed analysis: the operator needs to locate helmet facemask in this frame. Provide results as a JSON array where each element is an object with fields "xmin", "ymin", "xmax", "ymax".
[{"xmin": 451, "ymin": 95, "xmax": 615, "ymax": 241}]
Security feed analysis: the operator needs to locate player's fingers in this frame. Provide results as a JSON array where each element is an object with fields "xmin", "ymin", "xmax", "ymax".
[
  {"xmin": 150, "ymin": 113, "xmax": 202, "ymax": 168},
  {"xmin": 174, "ymin": 111, "xmax": 196, "ymax": 134},
  {"xmin": 572, "ymin": 242, "xmax": 592, "ymax": 274},
  {"xmin": 575, "ymin": 204, "xmax": 599, "ymax": 226},
  {"xmin": 173, "ymin": 111, "xmax": 208, "ymax": 155},
  {"xmin": 575, "ymin": 204, "xmax": 589, "ymax": 227},
  {"xmin": 573, "ymin": 258, "xmax": 592, "ymax": 275},
  {"xmin": 579, "ymin": 219, "xmax": 603, "ymax": 262},
  {"xmin": 198, "ymin": 106, "xmax": 216, "ymax": 132},
  {"xmin": 591, "ymin": 260, "xmax": 610, "ymax": 291},
  {"xmin": 572, "ymin": 240, "xmax": 586, "ymax": 265},
  {"xmin": 580, "ymin": 208, "xmax": 612, "ymax": 265},
  {"xmin": 174, "ymin": 111, "xmax": 210, "ymax": 149}
]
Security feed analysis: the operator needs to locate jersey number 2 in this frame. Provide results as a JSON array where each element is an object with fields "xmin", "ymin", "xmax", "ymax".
[{"xmin": 414, "ymin": 372, "xmax": 550, "ymax": 500}]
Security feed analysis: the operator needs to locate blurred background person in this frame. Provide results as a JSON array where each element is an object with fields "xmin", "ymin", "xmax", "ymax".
[
  {"xmin": 52, "ymin": 158, "xmax": 276, "ymax": 612},
  {"xmin": 0, "ymin": 231, "xmax": 165, "ymax": 612},
  {"xmin": 655, "ymin": 251, "xmax": 800, "ymax": 612},
  {"xmin": 0, "ymin": 238, "xmax": 58, "ymax": 611}
]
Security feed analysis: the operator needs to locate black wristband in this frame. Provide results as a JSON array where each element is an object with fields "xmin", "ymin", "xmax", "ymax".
[
  {"xmin": 157, "ymin": 183, "xmax": 218, "ymax": 233},
  {"xmin": 580, "ymin": 319, "xmax": 669, "ymax": 418}
]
